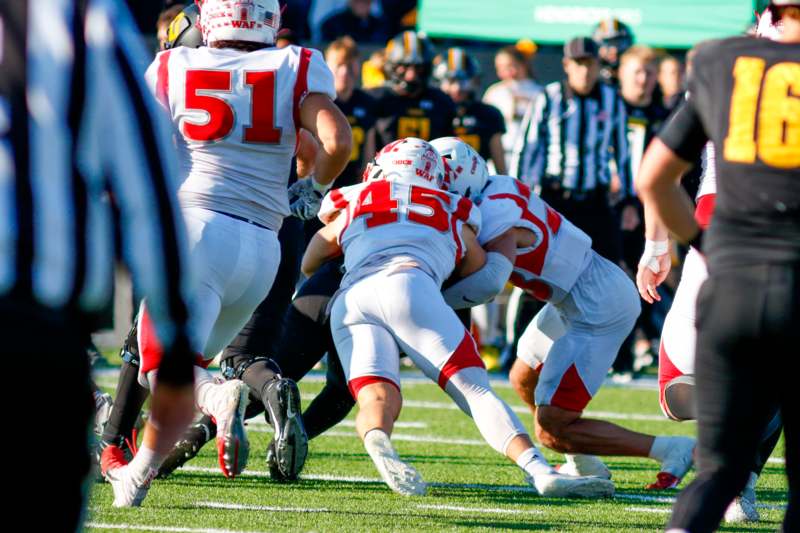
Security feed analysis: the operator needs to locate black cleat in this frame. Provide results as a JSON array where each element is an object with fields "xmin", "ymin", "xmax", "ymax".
[
  {"xmin": 157, "ymin": 416, "xmax": 216, "ymax": 479},
  {"xmin": 264, "ymin": 378, "xmax": 308, "ymax": 480}
]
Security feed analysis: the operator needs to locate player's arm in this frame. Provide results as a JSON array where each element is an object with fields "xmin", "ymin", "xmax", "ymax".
[
  {"xmin": 489, "ymin": 133, "xmax": 507, "ymax": 175},
  {"xmin": 300, "ymin": 93, "xmax": 352, "ymax": 187},
  {"xmin": 636, "ymin": 202, "xmax": 672, "ymax": 303},
  {"xmin": 296, "ymin": 128, "xmax": 319, "ymax": 178},
  {"xmin": 443, "ymin": 227, "xmax": 514, "ymax": 309},
  {"xmin": 301, "ymin": 211, "xmax": 345, "ymax": 277}
]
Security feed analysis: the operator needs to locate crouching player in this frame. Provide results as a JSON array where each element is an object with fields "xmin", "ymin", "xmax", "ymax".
[
  {"xmin": 637, "ymin": 142, "xmax": 783, "ymax": 521},
  {"xmin": 303, "ymin": 138, "xmax": 614, "ymax": 498},
  {"xmin": 433, "ymin": 137, "xmax": 695, "ymax": 491}
]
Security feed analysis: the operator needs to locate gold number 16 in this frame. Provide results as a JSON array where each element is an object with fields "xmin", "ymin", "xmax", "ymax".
[{"xmin": 723, "ymin": 56, "xmax": 800, "ymax": 168}]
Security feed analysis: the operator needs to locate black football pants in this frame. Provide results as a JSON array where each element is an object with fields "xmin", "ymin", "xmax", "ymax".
[{"xmin": 668, "ymin": 263, "xmax": 799, "ymax": 533}]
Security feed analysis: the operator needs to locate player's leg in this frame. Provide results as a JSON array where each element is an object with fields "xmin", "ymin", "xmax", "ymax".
[
  {"xmin": 329, "ymin": 278, "xmax": 425, "ymax": 496},
  {"xmin": 668, "ymin": 265, "xmax": 784, "ymax": 533},
  {"xmin": 302, "ymin": 351, "xmax": 356, "ymax": 439},
  {"xmin": 390, "ymin": 269, "xmax": 612, "ymax": 498}
]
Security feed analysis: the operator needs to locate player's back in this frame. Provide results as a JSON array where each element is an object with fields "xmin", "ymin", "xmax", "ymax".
[
  {"xmin": 147, "ymin": 45, "xmax": 334, "ymax": 231},
  {"xmin": 320, "ymin": 180, "xmax": 479, "ymax": 288},
  {"xmin": 689, "ymin": 36, "xmax": 800, "ymax": 265},
  {"xmin": 478, "ymin": 175, "xmax": 592, "ymax": 302}
]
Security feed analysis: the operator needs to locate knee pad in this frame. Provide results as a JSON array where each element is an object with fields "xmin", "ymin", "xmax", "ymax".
[
  {"xmin": 663, "ymin": 374, "xmax": 696, "ymax": 421},
  {"xmin": 220, "ymin": 355, "xmax": 283, "ymax": 381}
]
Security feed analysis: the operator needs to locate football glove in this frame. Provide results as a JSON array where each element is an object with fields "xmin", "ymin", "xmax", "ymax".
[{"xmin": 288, "ymin": 176, "xmax": 329, "ymax": 221}]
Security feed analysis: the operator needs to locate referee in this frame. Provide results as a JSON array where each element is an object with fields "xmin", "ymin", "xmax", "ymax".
[
  {"xmin": 513, "ymin": 36, "xmax": 630, "ymax": 265},
  {"xmin": 637, "ymin": 2, "xmax": 799, "ymax": 531},
  {"xmin": 1, "ymin": 0, "xmax": 195, "ymax": 528}
]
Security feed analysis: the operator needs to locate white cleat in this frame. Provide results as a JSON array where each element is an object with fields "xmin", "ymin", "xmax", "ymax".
[
  {"xmin": 528, "ymin": 471, "xmax": 615, "ymax": 499},
  {"xmin": 648, "ymin": 436, "xmax": 695, "ymax": 490},
  {"xmin": 105, "ymin": 463, "xmax": 157, "ymax": 508},
  {"xmin": 556, "ymin": 454, "xmax": 612, "ymax": 480},
  {"xmin": 206, "ymin": 379, "xmax": 250, "ymax": 478},
  {"xmin": 364, "ymin": 430, "xmax": 426, "ymax": 496},
  {"xmin": 725, "ymin": 473, "xmax": 760, "ymax": 523}
]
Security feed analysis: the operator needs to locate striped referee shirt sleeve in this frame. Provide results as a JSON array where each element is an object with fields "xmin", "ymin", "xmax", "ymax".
[
  {"xmin": 512, "ymin": 92, "xmax": 547, "ymax": 186},
  {"xmin": 82, "ymin": 0, "xmax": 194, "ymax": 351}
]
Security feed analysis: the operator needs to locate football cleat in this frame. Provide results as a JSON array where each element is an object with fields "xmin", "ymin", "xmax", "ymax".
[
  {"xmin": 93, "ymin": 391, "xmax": 114, "ymax": 437},
  {"xmin": 724, "ymin": 473, "xmax": 760, "ymax": 523},
  {"xmin": 364, "ymin": 429, "xmax": 427, "ymax": 496},
  {"xmin": 157, "ymin": 416, "xmax": 216, "ymax": 479},
  {"xmin": 205, "ymin": 379, "xmax": 250, "ymax": 478},
  {"xmin": 646, "ymin": 436, "xmax": 695, "ymax": 490},
  {"xmin": 264, "ymin": 378, "xmax": 308, "ymax": 480},
  {"xmin": 101, "ymin": 446, "xmax": 157, "ymax": 507},
  {"xmin": 556, "ymin": 454, "xmax": 612, "ymax": 480},
  {"xmin": 528, "ymin": 472, "xmax": 615, "ymax": 499}
]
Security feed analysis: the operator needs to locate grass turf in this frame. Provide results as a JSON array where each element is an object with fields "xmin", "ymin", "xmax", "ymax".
[{"xmin": 88, "ymin": 372, "xmax": 788, "ymax": 532}]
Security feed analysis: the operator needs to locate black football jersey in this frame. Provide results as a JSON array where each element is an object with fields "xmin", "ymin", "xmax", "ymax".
[
  {"xmin": 367, "ymin": 85, "xmax": 456, "ymax": 147},
  {"xmin": 452, "ymin": 101, "xmax": 506, "ymax": 162},
  {"xmin": 658, "ymin": 36, "xmax": 800, "ymax": 267},
  {"xmin": 625, "ymin": 99, "xmax": 670, "ymax": 179},
  {"xmin": 335, "ymin": 89, "xmax": 377, "ymax": 187}
]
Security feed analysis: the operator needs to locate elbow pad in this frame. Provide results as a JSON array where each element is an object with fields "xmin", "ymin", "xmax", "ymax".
[{"xmin": 442, "ymin": 252, "xmax": 514, "ymax": 309}]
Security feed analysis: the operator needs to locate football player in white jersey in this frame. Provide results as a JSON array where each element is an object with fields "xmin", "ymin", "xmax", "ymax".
[
  {"xmin": 101, "ymin": 0, "xmax": 352, "ymax": 507},
  {"xmin": 637, "ymin": 141, "xmax": 783, "ymax": 523},
  {"xmin": 432, "ymin": 137, "xmax": 696, "ymax": 492},
  {"xmin": 303, "ymin": 138, "xmax": 614, "ymax": 498}
]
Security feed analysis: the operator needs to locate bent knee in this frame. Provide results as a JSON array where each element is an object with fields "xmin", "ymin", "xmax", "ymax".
[{"xmin": 535, "ymin": 407, "xmax": 580, "ymax": 452}]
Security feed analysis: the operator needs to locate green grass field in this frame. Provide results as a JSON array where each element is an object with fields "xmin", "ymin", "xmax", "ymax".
[{"xmin": 88, "ymin": 371, "xmax": 788, "ymax": 532}]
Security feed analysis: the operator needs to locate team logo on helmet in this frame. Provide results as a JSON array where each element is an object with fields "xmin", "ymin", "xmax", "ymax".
[
  {"xmin": 198, "ymin": 0, "xmax": 281, "ymax": 45},
  {"xmin": 365, "ymin": 138, "xmax": 446, "ymax": 189}
]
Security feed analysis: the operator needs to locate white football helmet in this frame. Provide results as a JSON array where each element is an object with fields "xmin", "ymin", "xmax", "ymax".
[
  {"xmin": 364, "ymin": 138, "xmax": 447, "ymax": 190},
  {"xmin": 198, "ymin": 0, "xmax": 281, "ymax": 45},
  {"xmin": 430, "ymin": 137, "xmax": 488, "ymax": 199}
]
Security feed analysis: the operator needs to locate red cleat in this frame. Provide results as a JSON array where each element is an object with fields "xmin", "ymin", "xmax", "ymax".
[
  {"xmin": 100, "ymin": 445, "xmax": 128, "ymax": 477},
  {"xmin": 646, "ymin": 472, "xmax": 681, "ymax": 490}
]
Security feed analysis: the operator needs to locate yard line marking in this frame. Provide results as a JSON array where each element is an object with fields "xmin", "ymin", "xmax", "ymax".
[
  {"xmin": 768, "ymin": 457, "xmax": 785, "ymax": 464},
  {"xmin": 417, "ymin": 504, "xmax": 542, "ymax": 515},
  {"xmin": 618, "ymin": 494, "xmax": 787, "ymax": 511},
  {"xmin": 196, "ymin": 501, "xmax": 329, "ymax": 513},
  {"xmin": 245, "ymin": 418, "xmax": 427, "ymax": 429},
  {"xmin": 625, "ymin": 506, "xmax": 671, "ymax": 514},
  {"xmin": 247, "ymin": 426, "xmax": 487, "ymax": 446},
  {"xmin": 85, "ymin": 523, "xmax": 261, "ymax": 533},
  {"xmin": 178, "ymin": 466, "xmax": 537, "ymax": 493}
]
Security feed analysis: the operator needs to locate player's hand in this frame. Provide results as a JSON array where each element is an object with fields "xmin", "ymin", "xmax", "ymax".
[
  {"xmin": 288, "ymin": 176, "xmax": 325, "ymax": 221},
  {"xmin": 636, "ymin": 253, "xmax": 671, "ymax": 303}
]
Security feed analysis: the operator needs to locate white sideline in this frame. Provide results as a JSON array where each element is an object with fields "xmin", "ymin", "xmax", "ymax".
[
  {"xmin": 196, "ymin": 501, "xmax": 330, "ymax": 513},
  {"xmin": 416, "ymin": 504, "xmax": 542, "ymax": 515},
  {"xmin": 85, "ymin": 523, "xmax": 260, "ymax": 533}
]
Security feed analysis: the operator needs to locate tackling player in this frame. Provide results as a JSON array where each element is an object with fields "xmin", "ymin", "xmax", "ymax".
[
  {"xmin": 100, "ymin": 0, "xmax": 351, "ymax": 506},
  {"xmin": 636, "ymin": 2, "xmax": 799, "ymax": 530},
  {"xmin": 303, "ymin": 138, "xmax": 614, "ymax": 498},
  {"xmin": 433, "ymin": 137, "xmax": 696, "ymax": 491}
]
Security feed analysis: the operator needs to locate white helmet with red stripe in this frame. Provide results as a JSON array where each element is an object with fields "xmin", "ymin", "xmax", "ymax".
[
  {"xmin": 430, "ymin": 137, "xmax": 488, "ymax": 199},
  {"xmin": 198, "ymin": 0, "xmax": 281, "ymax": 45},
  {"xmin": 363, "ymin": 138, "xmax": 447, "ymax": 190}
]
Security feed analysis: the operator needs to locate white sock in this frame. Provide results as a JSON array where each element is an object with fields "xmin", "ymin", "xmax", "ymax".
[
  {"xmin": 516, "ymin": 446, "xmax": 555, "ymax": 476},
  {"xmin": 648, "ymin": 436, "xmax": 671, "ymax": 461},
  {"xmin": 128, "ymin": 445, "xmax": 163, "ymax": 483},
  {"xmin": 193, "ymin": 366, "xmax": 218, "ymax": 416}
]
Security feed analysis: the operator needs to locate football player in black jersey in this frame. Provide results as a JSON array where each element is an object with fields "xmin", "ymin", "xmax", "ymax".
[
  {"xmin": 368, "ymin": 31, "xmax": 456, "ymax": 145},
  {"xmin": 433, "ymin": 47, "xmax": 507, "ymax": 174},
  {"xmin": 637, "ymin": 3, "xmax": 800, "ymax": 531}
]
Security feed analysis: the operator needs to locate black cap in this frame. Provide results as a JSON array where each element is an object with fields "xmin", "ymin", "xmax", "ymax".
[{"xmin": 563, "ymin": 37, "xmax": 599, "ymax": 59}]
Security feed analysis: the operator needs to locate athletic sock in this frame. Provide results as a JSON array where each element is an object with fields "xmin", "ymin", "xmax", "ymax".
[
  {"xmin": 516, "ymin": 446, "xmax": 555, "ymax": 476},
  {"xmin": 127, "ymin": 444, "xmax": 163, "ymax": 483},
  {"xmin": 648, "ymin": 436, "xmax": 671, "ymax": 461}
]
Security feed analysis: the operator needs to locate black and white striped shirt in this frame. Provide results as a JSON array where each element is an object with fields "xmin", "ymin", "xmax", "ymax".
[{"xmin": 0, "ymin": 0, "xmax": 192, "ymax": 348}]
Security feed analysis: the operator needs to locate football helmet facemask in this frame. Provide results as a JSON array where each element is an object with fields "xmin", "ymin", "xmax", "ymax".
[{"xmin": 384, "ymin": 31, "xmax": 436, "ymax": 96}]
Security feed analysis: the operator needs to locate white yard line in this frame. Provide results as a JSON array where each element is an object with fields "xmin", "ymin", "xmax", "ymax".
[
  {"xmin": 618, "ymin": 493, "xmax": 787, "ymax": 511},
  {"xmin": 196, "ymin": 501, "xmax": 330, "ymax": 513},
  {"xmin": 624, "ymin": 506, "xmax": 671, "ymax": 514},
  {"xmin": 416, "ymin": 504, "xmax": 542, "ymax": 515},
  {"xmin": 246, "ymin": 418, "xmax": 427, "ymax": 429},
  {"xmin": 86, "ymin": 523, "xmax": 262, "ymax": 533},
  {"xmin": 247, "ymin": 426, "xmax": 487, "ymax": 446}
]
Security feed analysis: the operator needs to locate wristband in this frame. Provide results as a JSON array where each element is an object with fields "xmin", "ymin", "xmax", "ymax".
[{"xmin": 639, "ymin": 239, "xmax": 669, "ymax": 274}]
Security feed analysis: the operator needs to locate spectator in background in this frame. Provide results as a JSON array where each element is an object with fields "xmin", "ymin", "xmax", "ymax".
[
  {"xmin": 281, "ymin": 0, "xmax": 311, "ymax": 41},
  {"xmin": 433, "ymin": 47, "xmax": 507, "ymax": 174},
  {"xmin": 592, "ymin": 17, "xmax": 634, "ymax": 84},
  {"xmin": 156, "ymin": 3, "xmax": 185, "ymax": 51},
  {"xmin": 658, "ymin": 55, "xmax": 685, "ymax": 111},
  {"xmin": 321, "ymin": 0, "xmax": 388, "ymax": 43},
  {"xmin": 310, "ymin": 0, "xmax": 382, "ymax": 42},
  {"xmin": 482, "ymin": 43, "xmax": 542, "ymax": 170},
  {"xmin": 614, "ymin": 44, "xmax": 672, "ymax": 378},
  {"xmin": 362, "ymin": 49, "xmax": 386, "ymax": 88},
  {"xmin": 513, "ymin": 37, "xmax": 629, "ymax": 266}
]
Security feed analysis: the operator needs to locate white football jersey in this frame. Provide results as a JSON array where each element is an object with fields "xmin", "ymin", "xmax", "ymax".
[
  {"xmin": 477, "ymin": 175, "xmax": 592, "ymax": 302},
  {"xmin": 145, "ymin": 45, "xmax": 335, "ymax": 230},
  {"xmin": 319, "ymin": 180, "xmax": 481, "ymax": 288}
]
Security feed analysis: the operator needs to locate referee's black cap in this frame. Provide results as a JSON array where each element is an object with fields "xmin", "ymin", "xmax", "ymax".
[{"xmin": 563, "ymin": 37, "xmax": 599, "ymax": 60}]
